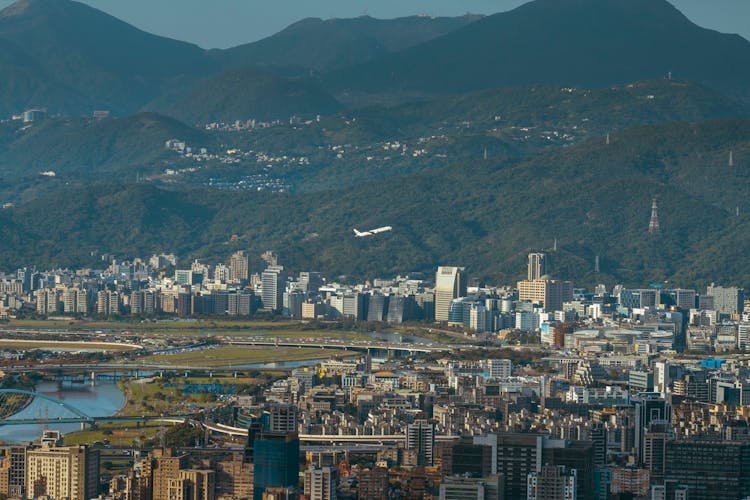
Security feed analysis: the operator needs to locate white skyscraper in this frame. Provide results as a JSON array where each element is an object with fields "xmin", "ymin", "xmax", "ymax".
[{"xmin": 434, "ymin": 267, "xmax": 466, "ymax": 322}]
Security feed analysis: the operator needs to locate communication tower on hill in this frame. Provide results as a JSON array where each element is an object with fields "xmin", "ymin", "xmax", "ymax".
[{"xmin": 649, "ymin": 196, "xmax": 660, "ymax": 235}]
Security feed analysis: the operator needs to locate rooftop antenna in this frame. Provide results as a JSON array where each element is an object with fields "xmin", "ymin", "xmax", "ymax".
[
  {"xmin": 595, "ymin": 255, "xmax": 600, "ymax": 273},
  {"xmin": 606, "ymin": 133, "xmax": 610, "ymax": 145},
  {"xmin": 729, "ymin": 150, "xmax": 734, "ymax": 167},
  {"xmin": 553, "ymin": 238, "xmax": 557, "ymax": 251}
]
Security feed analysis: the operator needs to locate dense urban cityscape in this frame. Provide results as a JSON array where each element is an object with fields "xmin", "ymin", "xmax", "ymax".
[
  {"xmin": 0, "ymin": 0, "xmax": 748, "ymax": 499},
  {"xmin": 0, "ymin": 248, "xmax": 747, "ymax": 499}
]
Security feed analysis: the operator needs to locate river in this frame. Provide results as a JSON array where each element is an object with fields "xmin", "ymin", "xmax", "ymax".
[
  {"xmin": 0, "ymin": 380, "xmax": 125, "ymax": 444},
  {"xmin": 0, "ymin": 358, "xmax": 333, "ymax": 443}
]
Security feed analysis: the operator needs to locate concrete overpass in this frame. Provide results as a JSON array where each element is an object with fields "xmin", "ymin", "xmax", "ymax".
[{"xmin": 203, "ymin": 422, "xmax": 459, "ymax": 444}]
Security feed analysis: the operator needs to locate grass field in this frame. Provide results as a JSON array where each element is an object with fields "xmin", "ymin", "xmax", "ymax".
[
  {"xmin": 7, "ymin": 319, "xmax": 295, "ymax": 331},
  {"xmin": 117, "ymin": 371, "xmax": 276, "ymax": 416},
  {"xmin": 135, "ymin": 345, "xmax": 349, "ymax": 368},
  {"xmin": 4, "ymin": 319, "xmax": 373, "ymax": 341},
  {"xmin": 64, "ymin": 422, "xmax": 164, "ymax": 447}
]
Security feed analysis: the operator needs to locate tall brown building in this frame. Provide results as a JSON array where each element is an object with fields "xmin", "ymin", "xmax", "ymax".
[
  {"xmin": 228, "ymin": 251, "xmax": 250, "ymax": 283},
  {"xmin": 216, "ymin": 453, "xmax": 254, "ymax": 499},
  {"xmin": 517, "ymin": 278, "xmax": 573, "ymax": 312},
  {"xmin": 166, "ymin": 470, "xmax": 215, "ymax": 500},
  {"xmin": 357, "ymin": 468, "xmax": 388, "ymax": 500},
  {"xmin": 26, "ymin": 440, "xmax": 99, "ymax": 500},
  {"xmin": 147, "ymin": 448, "xmax": 188, "ymax": 500}
]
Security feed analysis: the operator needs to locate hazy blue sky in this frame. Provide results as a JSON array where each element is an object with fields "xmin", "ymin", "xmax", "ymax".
[{"xmin": 0, "ymin": 0, "xmax": 748, "ymax": 49}]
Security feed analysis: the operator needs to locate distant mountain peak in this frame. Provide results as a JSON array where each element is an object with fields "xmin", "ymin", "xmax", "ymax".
[
  {"xmin": 0, "ymin": 0, "xmax": 32, "ymax": 18},
  {"xmin": 0, "ymin": 0, "xmax": 83, "ymax": 18}
]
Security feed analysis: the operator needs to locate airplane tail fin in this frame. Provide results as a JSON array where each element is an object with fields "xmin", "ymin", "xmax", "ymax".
[{"xmin": 353, "ymin": 229, "xmax": 362, "ymax": 236}]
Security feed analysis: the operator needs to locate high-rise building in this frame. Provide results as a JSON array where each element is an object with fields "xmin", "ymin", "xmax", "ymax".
[
  {"xmin": 663, "ymin": 289, "xmax": 696, "ymax": 310},
  {"xmin": 164, "ymin": 469, "xmax": 216, "ymax": 500},
  {"xmin": 269, "ymin": 403, "xmax": 298, "ymax": 433},
  {"xmin": 146, "ymin": 448, "xmax": 188, "ymax": 500},
  {"xmin": 253, "ymin": 432, "xmax": 299, "ymax": 500},
  {"xmin": 304, "ymin": 466, "xmax": 336, "ymax": 500},
  {"xmin": 435, "ymin": 267, "xmax": 466, "ymax": 322},
  {"xmin": 175, "ymin": 269, "xmax": 203, "ymax": 286},
  {"xmin": 229, "ymin": 251, "xmax": 250, "ymax": 283},
  {"xmin": 216, "ymin": 453, "xmax": 254, "ymax": 500},
  {"xmin": 706, "ymin": 284, "xmax": 745, "ymax": 316},
  {"xmin": 633, "ymin": 394, "xmax": 672, "ymax": 465},
  {"xmin": 0, "ymin": 445, "xmax": 26, "ymax": 498},
  {"xmin": 367, "ymin": 293, "xmax": 389, "ymax": 322},
  {"xmin": 406, "ymin": 420, "xmax": 435, "ymax": 466},
  {"xmin": 543, "ymin": 441, "xmax": 594, "ymax": 500},
  {"xmin": 177, "ymin": 291, "xmax": 192, "ymax": 317},
  {"xmin": 36, "ymin": 288, "xmax": 61, "ymax": 315},
  {"xmin": 26, "ymin": 439, "xmax": 99, "ymax": 500},
  {"xmin": 439, "ymin": 475, "xmax": 501, "ymax": 500},
  {"xmin": 448, "ymin": 442, "xmax": 494, "ymax": 477},
  {"xmin": 261, "ymin": 251, "xmax": 279, "ymax": 268},
  {"xmin": 357, "ymin": 467, "xmax": 388, "ymax": 500},
  {"xmin": 517, "ymin": 279, "xmax": 573, "ymax": 312},
  {"xmin": 62, "ymin": 287, "xmax": 88, "ymax": 314},
  {"xmin": 665, "ymin": 440, "xmax": 750, "ymax": 499},
  {"xmin": 619, "ymin": 289, "xmax": 658, "ymax": 310},
  {"xmin": 214, "ymin": 263, "xmax": 230, "ymax": 282},
  {"xmin": 96, "ymin": 290, "xmax": 121, "ymax": 316},
  {"xmin": 261, "ymin": 266, "xmax": 286, "ymax": 311},
  {"xmin": 528, "ymin": 253, "xmax": 547, "ymax": 281},
  {"xmin": 642, "ymin": 421, "xmax": 673, "ymax": 485},
  {"xmin": 487, "ymin": 359, "xmax": 512, "ymax": 379},
  {"xmin": 610, "ymin": 466, "xmax": 650, "ymax": 498},
  {"xmin": 298, "ymin": 272, "xmax": 323, "ymax": 294},
  {"xmin": 494, "ymin": 433, "xmax": 543, "ymax": 499},
  {"xmin": 284, "ymin": 289, "xmax": 305, "ymax": 319},
  {"xmin": 527, "ymin": 465, "xmax": 577, "ymax": 500}
]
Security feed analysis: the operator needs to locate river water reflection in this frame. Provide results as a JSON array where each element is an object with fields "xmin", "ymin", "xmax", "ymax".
[{"xmin": 0, "ymin": 380, "xmax": 125, "ymax": 444}]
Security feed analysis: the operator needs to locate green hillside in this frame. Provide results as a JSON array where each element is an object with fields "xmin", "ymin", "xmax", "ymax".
[
  {"xmin": 165, "ymin": 69, "xmax": 342, "ymax": 124},
  {"xmin": 198, "ymin": 79, "xmax": 749, "ymax": 193},
  {"xmin": 1, "ymin": 119, "xmax": 749, "ymax": 290},
  {"xmin": 0, "ymin": 113, "xmax": 211, "ymax": 198}
]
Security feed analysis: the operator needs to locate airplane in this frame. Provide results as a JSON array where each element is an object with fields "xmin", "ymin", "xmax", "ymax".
[{"xmin": 353, "ymin": 226, "xmax": 393, "ymax": 237}]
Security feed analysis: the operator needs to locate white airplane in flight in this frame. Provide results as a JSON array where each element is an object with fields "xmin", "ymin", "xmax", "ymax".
[{"xmin": 353, "ymin": 226, "xmax": 393, "ymax": 238}]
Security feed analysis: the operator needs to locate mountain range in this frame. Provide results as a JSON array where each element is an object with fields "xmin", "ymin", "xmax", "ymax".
[
  {"xmin": 0, "ymin": 0, "xmax": 749, "ymax": 119},
  {"xmin": 329, "ymin": 0, "xmax": 750, "ymax": 101},
  {"xmin": 0, "ymin": 0, "xmax": 748, "ymax": 290}
]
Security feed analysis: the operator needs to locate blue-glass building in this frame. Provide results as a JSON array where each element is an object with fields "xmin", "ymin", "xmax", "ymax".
[{"xmin": 253, "ymin": 431, "xmax": 300, "ymax": 500}]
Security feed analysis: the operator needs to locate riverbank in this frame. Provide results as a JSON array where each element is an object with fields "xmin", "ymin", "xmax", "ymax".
[
  {"xmin": 131, "ymin": 345, "xmax": 351, "ymax": 368},
  {"xmin": 0, "ymin": 339, "xmax": 140, "ymax": 351}
]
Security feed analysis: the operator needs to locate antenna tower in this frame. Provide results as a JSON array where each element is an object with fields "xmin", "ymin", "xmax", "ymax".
[{"xmin": 649, "ymin": 196, "xmax": 660, "ymax": 235}]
